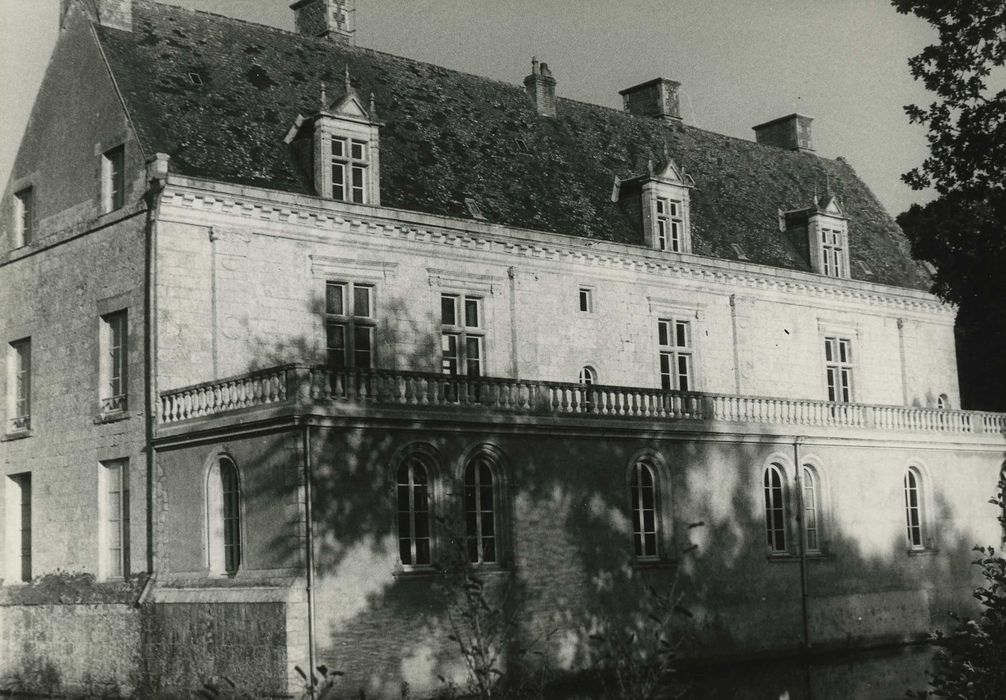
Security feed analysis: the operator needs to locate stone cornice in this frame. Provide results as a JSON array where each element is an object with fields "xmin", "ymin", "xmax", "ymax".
[{"xmin": 157, "ymin": 176, "xmax": 953, "ymax": 319}]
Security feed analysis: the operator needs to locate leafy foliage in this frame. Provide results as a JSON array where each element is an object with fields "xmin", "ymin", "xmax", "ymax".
[
  {"xmin": 434, "ymin": 518, "xmax": 554, "ymax": 700},
  {"xmin": 892, "ymin": 0, "xmax": 1006, "ymax": 410},
  {"xmin": 892, "ymin": 0, "xmax": 1006, "ymax": 197},
  {"xmin": 910, "ymin": 476, "xmax": 1006, "ymax": 698},
  {"xmin": 588, "ymin": 532, "xmax": 703, "ymax": 700}
]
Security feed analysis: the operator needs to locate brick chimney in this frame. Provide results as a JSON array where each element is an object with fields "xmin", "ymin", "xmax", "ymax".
[
  {"xmin": 291, "ymin": 0, "xmax": 355, "ymax": 46},
  {"xmin": 619, "ymin": 78, "xmax": 682, "ymax": 123},
  {"xmin": 524, "ymin": 58, "xmax": 557, "ymax": 118},
  {"xmin": 60, "ymin": 0, "xmax": 132, "ymax": 31},
  {"xmin": 752, "ymin": 114, "xmax": 814, "ymax": 152}
]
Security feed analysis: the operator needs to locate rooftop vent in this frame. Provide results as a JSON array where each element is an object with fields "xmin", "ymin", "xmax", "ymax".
[
  {"xmin": 464, "ymin": 198, "xmax": 486, "ymax": 220},
  {"xmin": 855, "ymin": 260, "xmax": 873, "ymax": 276},
  {"xmin": 753, "ymin": 113, "xmax": 814, "ymax": 152},
  {"xmin": 188, "ymin": 72, "xmax": 203, "ymax": 86},
  {"xmin": 524, "ymin": 58, "xmax": 557, "ymax": 118},
  {"xmin": 730, "ymin": 243, "xmax": 750, "ymax": 261},
  {"xmin": 291, "ymin": 0, "xmax": 355, "ymax": 46},
  {"xmin": 619, "ymin": 78, "xmax": 682, "ymax": 123}
]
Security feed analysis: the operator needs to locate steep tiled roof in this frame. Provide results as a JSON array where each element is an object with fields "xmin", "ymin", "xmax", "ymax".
[{"xmin": 96, "ymin": 1, "xmax": 929, "ymax": 289}]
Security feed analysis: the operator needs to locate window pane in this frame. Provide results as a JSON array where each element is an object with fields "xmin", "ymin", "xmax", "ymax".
[
  {"xmin": 658, "ymin": 321, "xmax": 669, "ymax": 347},
  {"xmin": 464, "ymin": 298, "xmax": 480, "ymax": 328},
  {"xmin": 332, "ymin": 163, "xmax": 346, "ymax": 200},
  {"xmin": 326, "ymin": 283, "xmax": 345, "ymax": 315},
  {"xmin": 441, "ymin": 295, "xmax": 457, "ymax": 326},
  {"xmin": 465, "ymin": 337, "xmax": 482, "ymax": 377},
  {"xmin": 677, "ymin": 355, "xmax": 691, "ymax": 392},
  {"xmin": 327, "ymin": 323, "xmax": 346, "ymax": 368},
  {"xmin": 353, "ymin": 285, "xmax": 371, "ymax": 317},
  {"xmin": 351, "ymin": 140, "xmax": 366, "ymax": 161},
  {"xmin": 351, "ymin": 166, "xmax": 366, "ymax": 203},
  {"xmin": 675, "ymin": 321, "xmax": 689, "ymax": 348},
  {"xmin": 442, "ymin": 333, "xmax": 459, "ymax": 374},
  {"xmin": 332, "ymin": 137, "xmax": 346, "ymax": 158},
  {"xmin": 353, "ymin": 326, "xmax": 372, "ymax": 369}
]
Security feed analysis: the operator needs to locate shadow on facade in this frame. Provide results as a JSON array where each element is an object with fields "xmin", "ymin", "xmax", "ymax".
[{"xmin": 172, "ymin": 296, "xmax": 1003, "ymax": 699}]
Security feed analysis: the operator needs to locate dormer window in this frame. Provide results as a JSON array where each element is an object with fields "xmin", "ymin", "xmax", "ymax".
[
  {"xmin": 284, "ymin": 71, "xmax": 382, "ymax": 206},
  {"xmin": 655, "ymin": 197, "xmax": 684, "ymax": 252},
  {"xmin": 781, "ymin": 195, "xmax": 850, "ymax": 279},
  {"xmin": 809, "ymin": 197, "xmax": 849, "ymax": 278},
  {"xmin": 613, "ymin": 155, "xmax": 693, "ymax": 254},
  {"xmin": 820, "ymin": 226, "xmax": 844, "ymax": 277},
  {"xmin": 332, "ymin": 136, "xmax": 368, "ymax": 203}
]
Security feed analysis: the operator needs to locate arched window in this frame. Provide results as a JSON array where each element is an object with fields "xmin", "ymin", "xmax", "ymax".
[
  {"xmin": 801, "ymin": 466, "xmax": 821, "ymax": 553},
  {"xmin": 937, "ymin": 394, "xmax": 949, "ymax": 410},
  {"xmin": 207, "ymin": 456, "xmax": 241, "ymax": 575},
  {"xmin": 464, "ymin": 455, "xmax": 496, "ymax": 564},
  {"xmin": 764, "ymin": 464, "xmax": 787, "ymax": 553},
  {"xmin": 630, "ymin": 460, "xmax": 659, "ymax": 558},
  {"xmin": 904, "ymin": 467, "xmax": 925, "ymax": 549},
  {"xmin": 578, "ymin": 366, "xmax": 596, "ymax": 385},
  {"xmin": 397, "ymin": 457, "xmax": 431, "ymax": 567}
]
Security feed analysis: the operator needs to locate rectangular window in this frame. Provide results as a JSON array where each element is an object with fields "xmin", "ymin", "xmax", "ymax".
[
  {"xmin": 8, "ymin": 338, "xmax": 31, "ymax": 432},
  {"xmin": 331, "ymin": 136, "xmax": 368, "ymax": 204},
  {"xmin": 102, "ymin": 145, "xmax": 125, "ymax": 213},
  {"xmin": 824, "ymin": 336, "xmax": 853, "ymax": 402},
  {"xmin": 325, "ymin": 282, "xmax": 374, "ymax": 370},
  {"xmin": 5, "ymin": 473, "xmax": 32, "ymax": 582},
  {"xmin": 578, "ymin": 287, "xmax": 594, "ymax": 313},
  {"xmin": 658, "ymin": 319, "xmax": 692, "ymax": 391},
  {"xmin": 100, "ymin": 311, "xmax": 127, "ymax": 413},
  {"xmin": 14, "ymin": 188, "xmax": 34, "ymax": 247},
  {"xmin": 100, "ymin": 460, "xmax": 130, "ymax": 579},
  {"xmin": 441, "ymin": 294, "xmax": 484, "ymax": 377},
  {"xmin": 821, "ymin": 228, "xmax": 844, "ymax": 278},
  {"xmin": 655, "ymin": 197, "xmax": 683, "ymax": 252}
]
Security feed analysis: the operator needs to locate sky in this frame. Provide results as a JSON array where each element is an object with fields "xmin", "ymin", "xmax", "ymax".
[{"xmin": 0, "ymin": 0, "xmax": 938, "ymax": 216}]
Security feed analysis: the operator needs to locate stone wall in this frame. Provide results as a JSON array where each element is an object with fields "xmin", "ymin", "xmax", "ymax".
[{"xmin": 0, "ymin": 603, "xmax": 141, "ymax": 695}]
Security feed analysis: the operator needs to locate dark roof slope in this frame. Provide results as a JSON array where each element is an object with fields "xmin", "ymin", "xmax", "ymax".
[{"xmin": 96, "ymin": 1, "xmax": 929, "ymax": 289}]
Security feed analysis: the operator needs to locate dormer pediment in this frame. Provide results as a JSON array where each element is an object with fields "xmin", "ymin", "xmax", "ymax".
[
  {"xmin": 328, "ymin": 89, "xmax": 372, "ymax": 122},
  {"xmin": 817, "ymin": 194, "xmax": 846, "ymax": 218},
  {"xmin": 650, "ymin": 157, "xmax": 693, "ymax": 187}
]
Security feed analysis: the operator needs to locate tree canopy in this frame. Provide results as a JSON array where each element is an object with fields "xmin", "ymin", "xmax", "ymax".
[{"xmin": 893, "ymin": 0, "xmax": 1006, "ymax": 411}]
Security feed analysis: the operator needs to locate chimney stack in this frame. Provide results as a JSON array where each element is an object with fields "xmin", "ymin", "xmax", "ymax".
[
  {"xmin": 291, "ymin": 0, "xmax": 355, "ymax": 46},
  {"xmin": 524, "ymin": 58, "xmax": 557, "ymax": 118},
  {"xmin": 619, "ymin": 78, "xmax": 682, "ymax": 123},
  {"xmin": 61, "ymin": 0, "xmax": 132, "ymax": 31},
  {"xmin": 752, "ymin": 114, "xmax": 814, "ymax": 152}
]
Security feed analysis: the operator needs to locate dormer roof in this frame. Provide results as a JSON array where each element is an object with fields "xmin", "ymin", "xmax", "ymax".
[{"xmin": 92, "ymin": 0, "xmax": 930, "ymax": 290}]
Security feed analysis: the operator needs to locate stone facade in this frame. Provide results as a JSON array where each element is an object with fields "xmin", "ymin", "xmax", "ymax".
[{"xmin": 1, "ymin": 1, "xmax": 1005, "ymax": 697}]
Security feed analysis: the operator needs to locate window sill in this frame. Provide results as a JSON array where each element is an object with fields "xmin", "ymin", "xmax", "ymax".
[
  {"xmin": 767, "ymin": 552, "xmax": 836, "ymax": 562},
  {"xmin": 393, "ymin": 566, "xmax": 439, "ymax": 580},
  {"xmin": 633, "ymin": 558, "xmax": 677, "ymax": 571},
  {"xmin": 907, "ymin": 548, "xmax": 939, "ymax": 557},
  {"xmin": 1, "ymin": 428, "xmax": 33, "ymax": 442},
  {"xmin": 767, "ymin": 553, "xmax": 800, "ymax": 563},
  {"xmin": 94, "ymin": 409, "xmax": 130, "ymax": 425}
]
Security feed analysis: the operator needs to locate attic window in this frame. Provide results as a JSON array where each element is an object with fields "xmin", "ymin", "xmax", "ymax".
[
  {"xmin": 730, "ymin": 243, "xmax": 749, "ymax": 261},
  {"xmin": 513, "ymin": 138, "xmax": 530, "ymax": 155},
  {"xmin": 855, "ymin": 260, "xmax": 873, "ymax": 276},
  {"xmin": 464, "ymin": 198, "xmax": 486, "ymax": 220},
  {"xmin": 188, "ymin": 72, "xmax": 203, "ymax": 86}
]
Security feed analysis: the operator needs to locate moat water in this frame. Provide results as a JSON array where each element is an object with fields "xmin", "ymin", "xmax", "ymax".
[{"xmin": 550, "ymin": 644, "xmax": 935, "ymax": 699}]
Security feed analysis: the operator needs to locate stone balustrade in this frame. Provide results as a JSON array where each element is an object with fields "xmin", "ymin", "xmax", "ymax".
[{"xmin": 159, "ymin": 365, "xmax": 1006, "ymax": 436}]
